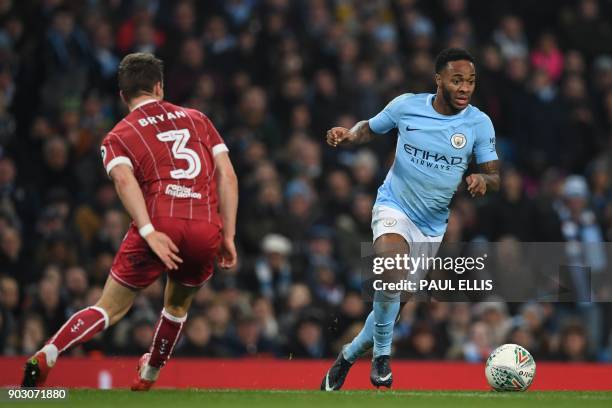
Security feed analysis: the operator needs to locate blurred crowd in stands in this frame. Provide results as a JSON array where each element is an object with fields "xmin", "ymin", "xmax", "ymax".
[{"xmin": 0, "ymin": 0, "xmax": 611, "ymax": 362}]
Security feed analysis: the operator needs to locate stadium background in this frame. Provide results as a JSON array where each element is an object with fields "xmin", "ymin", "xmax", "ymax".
[{"xmin": 0, "ymin": 0, "xmax": 611, "ymax": 379}]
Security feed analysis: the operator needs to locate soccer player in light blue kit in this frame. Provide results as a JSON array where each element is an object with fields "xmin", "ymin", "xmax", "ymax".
[{"xmin": 321, "ymin": 48, "xmax": 500, "ymax": 390}]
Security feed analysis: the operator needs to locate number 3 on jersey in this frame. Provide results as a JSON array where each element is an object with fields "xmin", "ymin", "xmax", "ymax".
[{"xmin": 157, "ymin": 129, "xmax": 201, "ymax": 179}]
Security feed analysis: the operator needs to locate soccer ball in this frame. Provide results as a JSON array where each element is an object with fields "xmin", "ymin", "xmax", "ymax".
[{"xmin": 485, "ymin": 344, "xmax": 536, "ymax": 391}]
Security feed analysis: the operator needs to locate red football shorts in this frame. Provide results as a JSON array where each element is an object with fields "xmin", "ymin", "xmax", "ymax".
[{"xmin": 110, "ymin": 217, "xmax": 222, "ymax": 289}]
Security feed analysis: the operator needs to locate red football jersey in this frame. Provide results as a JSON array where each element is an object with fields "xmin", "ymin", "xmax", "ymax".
[{"xmin": 101, "ymin": 99, "xmax": 228, "ymax": 222}]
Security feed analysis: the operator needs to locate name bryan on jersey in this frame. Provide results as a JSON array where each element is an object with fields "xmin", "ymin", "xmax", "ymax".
[{"xmin": 138, "ymin": 110, "xmax": 187, "ymax": 127}]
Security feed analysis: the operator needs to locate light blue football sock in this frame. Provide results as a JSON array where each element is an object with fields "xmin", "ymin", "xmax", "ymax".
[
  {"xmin": 342, "ymin": 310, "xmax": 375, "ymax": 363},
  {"xmin": 372, "ymin": 292, "xmax": 400, "ymax": 357}
]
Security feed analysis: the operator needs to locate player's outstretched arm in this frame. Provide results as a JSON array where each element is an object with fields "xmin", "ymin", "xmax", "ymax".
[
  {"xmin": 109, "ymin": 164, "xmax": 183, "ymax": 270},
  {"xmin": 466, "ymin": 160, "xmax": 500, "ymax": 197},
  {"xmin": 326, "ymin": 120, "xmax": 376, "ymax": 147},
  {"xmin": 214, "ymin": 152, "xmax": 238, "ymax": 269}
]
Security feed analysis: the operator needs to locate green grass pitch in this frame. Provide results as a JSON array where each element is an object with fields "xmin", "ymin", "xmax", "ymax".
[{"xmin": 11, "ymin": 390, "xmax": 612, "ymax": 408}]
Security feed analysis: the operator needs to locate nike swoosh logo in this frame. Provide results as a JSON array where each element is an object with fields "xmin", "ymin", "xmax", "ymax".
[
  {"xmin": 379, "ymin": 373, "xmax": 392, "ymax": 381},
  {"xmin": 405, "ymin": 127, "xmax": 421, "ymax": 131},
  {"xmin": 324, "ymin": 373, "xmax": 335, "ymax": 391}
]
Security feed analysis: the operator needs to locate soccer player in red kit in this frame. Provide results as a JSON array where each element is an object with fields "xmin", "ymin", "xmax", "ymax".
[{"xmin": 21, "ymin": 53, "xmax": 238, "ymax": 390}]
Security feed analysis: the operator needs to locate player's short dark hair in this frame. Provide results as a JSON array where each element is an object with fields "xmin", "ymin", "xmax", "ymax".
[
  {"xmin": 435, "ymin": 48, "xmax": 475, "ymax": 73},
  {"xmin": 118, "ymin": 53, "xmax": 164, "ymax": 102}
]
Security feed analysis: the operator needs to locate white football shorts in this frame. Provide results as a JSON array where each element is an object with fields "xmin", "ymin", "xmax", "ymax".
[{"xmin": 371, "ymin": 205, "xmax": 444, "ymax": 280}]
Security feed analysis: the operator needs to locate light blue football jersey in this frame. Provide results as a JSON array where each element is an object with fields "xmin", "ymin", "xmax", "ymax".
[{"xmin": 369, "ymin": 93, "xmax": 498, "ymax": 236}]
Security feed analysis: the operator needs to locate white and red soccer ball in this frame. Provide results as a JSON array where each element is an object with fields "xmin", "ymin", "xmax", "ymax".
[{"xmin": 485, "ymin": 344, "xmax": 536, "ymax": 391}]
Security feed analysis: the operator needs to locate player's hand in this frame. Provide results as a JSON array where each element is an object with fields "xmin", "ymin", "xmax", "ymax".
[
  {"xmin": 144, "ymin": 231, "xmax": 183, "ymax": 270},
  {"xmin": 466, "ymin": 174, "xmax": 487, "ymax": 197},
  {"xmin": 218, "ymin": 237, "xmax": 237, "ymax": 269},
  {"xmin": 326, "ymin": 127, "xmax": 352, "ymax": 147}
]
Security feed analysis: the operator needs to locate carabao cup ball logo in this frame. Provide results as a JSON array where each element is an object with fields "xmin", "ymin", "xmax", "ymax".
[{"xmin": 450, "ymin": 133, "xmax": 467, "ymax": 149}]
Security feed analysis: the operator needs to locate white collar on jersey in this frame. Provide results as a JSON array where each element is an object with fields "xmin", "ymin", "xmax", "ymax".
[
  {"xmin": 130, "ymin": 98, "xmax": 158, "ymax": 112},
  {"xmin": 426, "ymin": 93, "xmax": 468, "ymax": 115}
]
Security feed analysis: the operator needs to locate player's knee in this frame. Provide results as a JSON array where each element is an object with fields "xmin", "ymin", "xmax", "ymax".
[
  {"xmin": 109, "ymin": 306, "xmax": 131, "ymax": 326},
  {"xmin": 374, "ymin": 233, "xmax": 410, "ymax": 254},
  {"xmin": 374, "ymin": 290, "xmax": 401, "ymax": 304},
  {"xmin": 163, "ymin": 304, "xmax": 188, "ymax": 319},
  {"xmin": 93, "ymin": 301, "xmax": 131, "ymax": 327},
  {"xmin": 386, "ymin": 268, "xmax": 405, "ymax": 285}
]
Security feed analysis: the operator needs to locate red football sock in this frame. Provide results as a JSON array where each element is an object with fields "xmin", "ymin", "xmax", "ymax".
[
  {"xmin": 148, "ymin": 309, "xmax": 186, "ymax": 369},
  {"xmin": 48, "ymin": 306, "xmax": 109, "ymax": 353}
]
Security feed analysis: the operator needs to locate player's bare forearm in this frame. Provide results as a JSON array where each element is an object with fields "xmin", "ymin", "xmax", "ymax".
[
  {"xmin": 478, "ymin": 160, "xmax": 500, "ymax": 192},
  {"xmin": 466, "ymin": 160, "xmax": 500, "ymax": 197},
  {"xmin": 326, "ymin": 121, "xmax": 376, "ymax": 147},
  {"xmin": 348, "ymin": 121, "xmax": 376, "ymax": 144},
  {"xmin": 218, "ymin": 176, "xmax": 238, "ymax": 239},
  {"xmin": 109, "ymin": 164, "xmax": 152, "ymax": 229},
  {"xmin": 215, "ymin": 153, "xmax": 238, "ymax": 240},
  {"xmin": 110, "ymin": 164, "xmax": 182, "ymax": 269}
]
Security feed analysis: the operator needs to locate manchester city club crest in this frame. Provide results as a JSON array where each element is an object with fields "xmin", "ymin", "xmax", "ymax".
[
  {"xmin": 383, "ymin": 218, "xmax": 397, "ymax": 227},
  {"xmin": 450, "ymin": 133, "xmax": 467, "ymax": 149}
]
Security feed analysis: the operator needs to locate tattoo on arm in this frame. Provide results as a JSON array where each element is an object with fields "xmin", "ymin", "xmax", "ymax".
[
  {"xmin": 478, "ymin": 160, "xmax": 500, "ymax": 192},
  {"xmin": 349, "ymin": 120, "xmax": 376, "ymax": 145}
]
